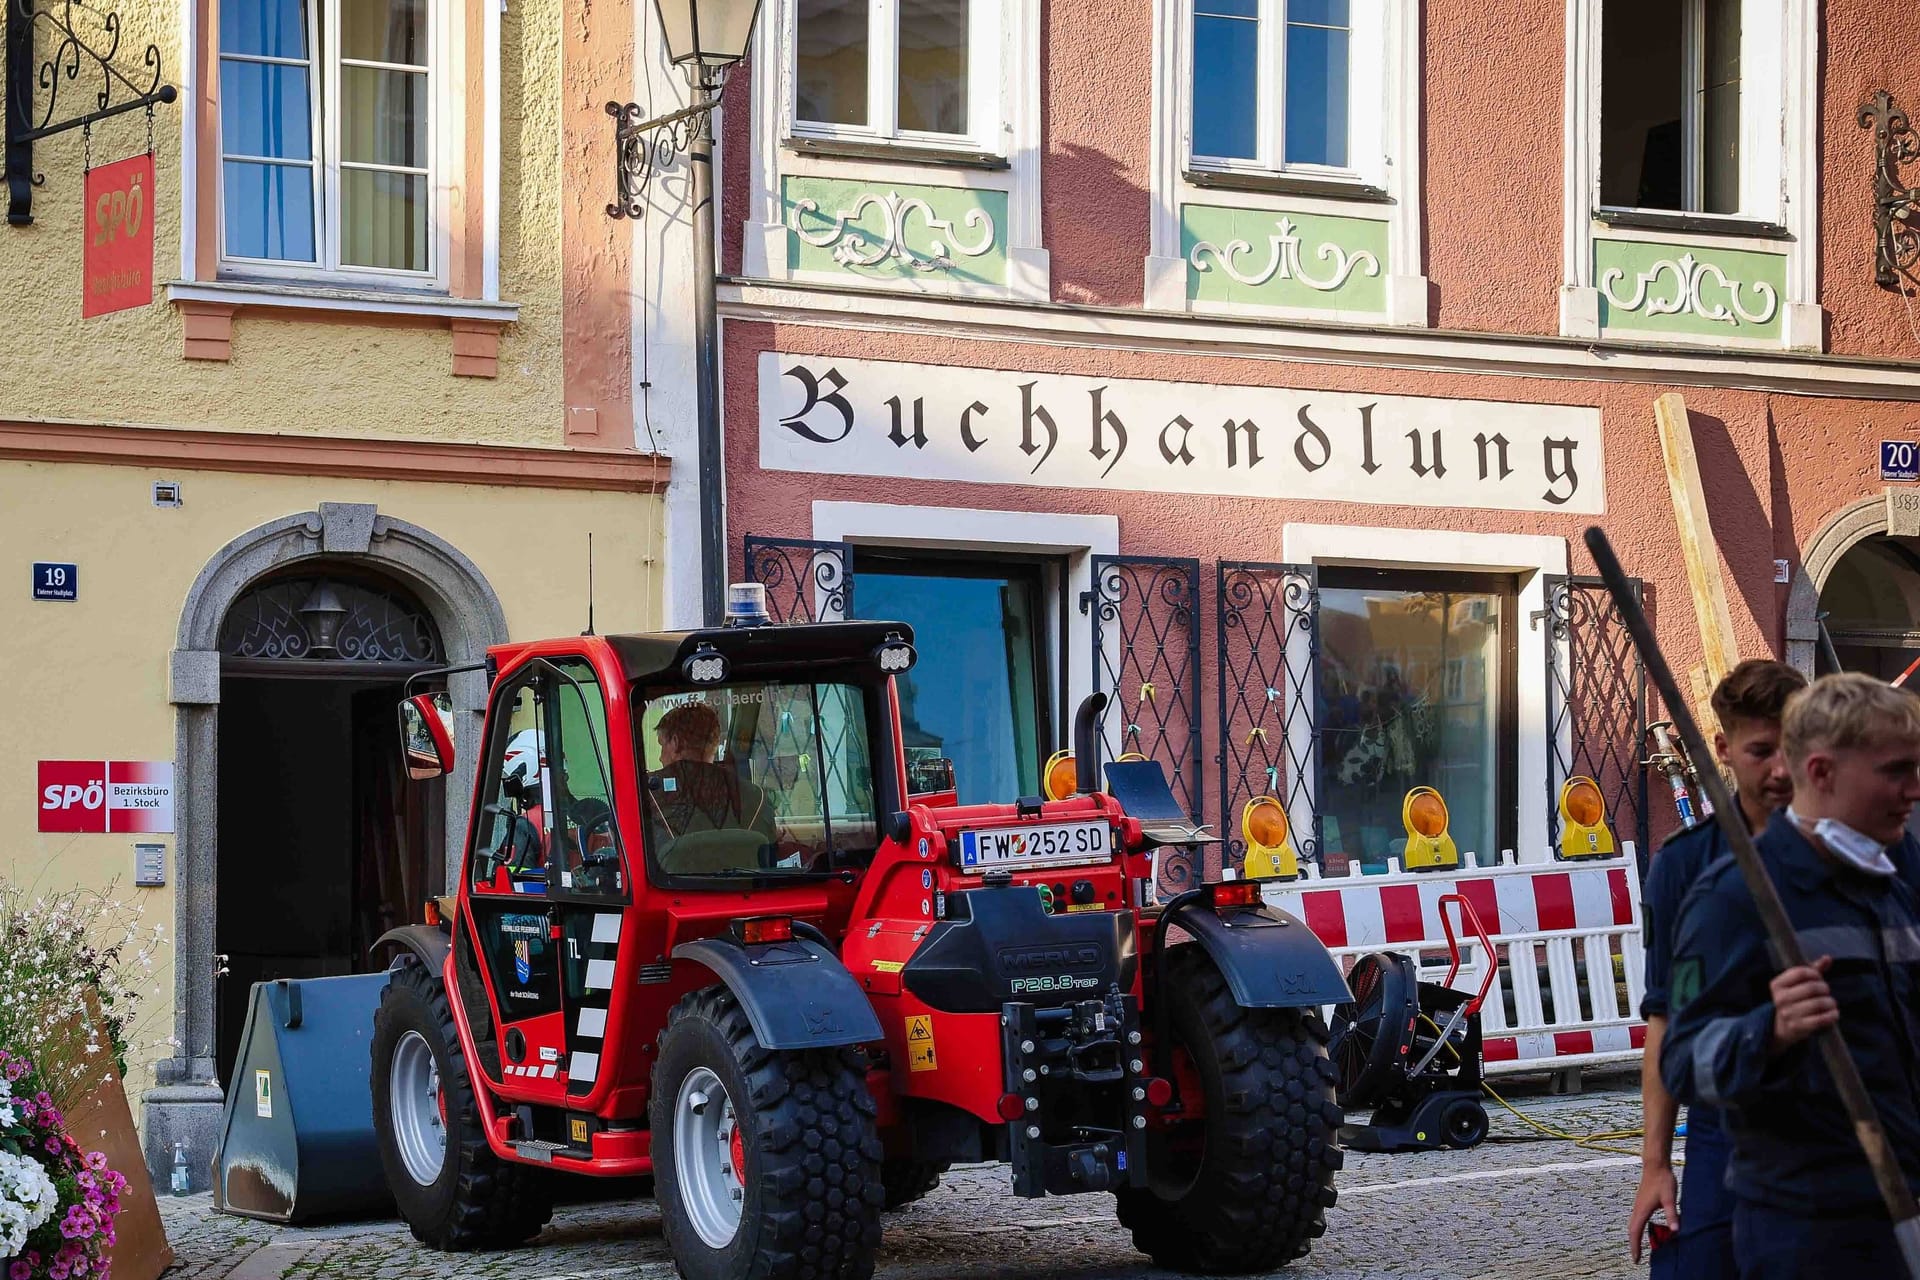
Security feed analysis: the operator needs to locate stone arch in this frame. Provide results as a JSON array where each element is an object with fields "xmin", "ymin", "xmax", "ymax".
[
  {"xmin": 148, "ymin": 504, "xmax": 505, "ymax": 1180},
  {"xmin": 1784, "ymin": 495, "xmax": 1887, "ymax": 675}
]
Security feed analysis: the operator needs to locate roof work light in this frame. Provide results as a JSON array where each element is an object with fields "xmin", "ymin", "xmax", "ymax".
[
  {"xmin": 1401, "ymin": 786, "xmax": 1460, "ymax": 872},
  {"xmin": 1557, "ymin": 776, "xmax": 1617, "ymax": 860},
  {"xmin": 1240, "ymin": 796, "xmax": 1299, "ymax": 880}
]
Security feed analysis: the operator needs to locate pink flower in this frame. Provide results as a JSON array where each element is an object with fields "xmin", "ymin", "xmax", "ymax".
[
  {"xmin": 3, "ymin": 1061, "xmax": 23, "ymax": 1082},
  {"xmin": 11, "ymin": 1262, "xmax": 33, "ymax": 1280},
  {"xmin": 49, "ymin": 1264, "xmax": 71, "ymax": 1280},
  {"xmin": 84, "ymin": 1151, "xmax": 107, "ymax": 1172}
]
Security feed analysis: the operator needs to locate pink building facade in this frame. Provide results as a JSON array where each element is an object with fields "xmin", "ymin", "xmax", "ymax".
[{"xmin": 700, "ymin": 0, "xmax": 1920, "ymax": 878}]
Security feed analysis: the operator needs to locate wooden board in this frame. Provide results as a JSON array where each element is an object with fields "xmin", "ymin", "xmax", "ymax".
[
  {"xmin": 1655, "ymin": 392, "xmax": 1741, "ymax": 685},
  {"xmin": 64, "ymin": 1064, "xmax": 174, "ymax": 1280}
]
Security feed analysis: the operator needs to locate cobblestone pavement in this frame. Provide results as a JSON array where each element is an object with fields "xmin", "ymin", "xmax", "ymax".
[{"xmin": 160, "ymin": 1072, "xmax": 1659, "ymax": 1280}]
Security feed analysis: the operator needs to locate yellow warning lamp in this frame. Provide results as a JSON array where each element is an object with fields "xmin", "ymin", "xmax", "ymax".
[
  {"xmin": 1240, "ymin": 796, "xmax": 1299, "ymax": 880},
  {"xmin": 1043, "ymin": 750, "xmax": 1078, "ymax": 802},
  {"xmin": 1401, "ymin": 786, "xmax": 1461, "ymax": 872},
  {"xmin": 1557, "ymin": 775, "xmax": 1617, "ymax": 860}
]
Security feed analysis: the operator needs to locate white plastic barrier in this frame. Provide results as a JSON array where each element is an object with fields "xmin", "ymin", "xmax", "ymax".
[{"xmin": 1263, "ymin": 849, "xmax": 1647, "ymax": 1074}]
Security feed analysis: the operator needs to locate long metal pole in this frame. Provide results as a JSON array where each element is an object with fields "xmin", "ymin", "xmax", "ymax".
[
  {"xmin": 689, "ymin": 69, "xmax": 724, "ymax": 627},
  {"xmin": 1584, "ymin": 526, "xmax": 1920, "ymax": 1275}
]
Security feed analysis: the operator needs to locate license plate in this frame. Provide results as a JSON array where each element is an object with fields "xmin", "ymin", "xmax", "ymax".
[{"xmin": 958, "ymin": 820, "xmax": 1112, "ymax": 871}]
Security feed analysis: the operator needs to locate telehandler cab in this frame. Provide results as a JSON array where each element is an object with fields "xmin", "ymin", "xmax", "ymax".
[{"xmin": 372, "ymin": 592, "xmax": 1349, "ymax": 1279}]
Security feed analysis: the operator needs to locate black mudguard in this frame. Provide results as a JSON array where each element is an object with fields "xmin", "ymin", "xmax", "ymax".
[
  {"xmin": 1170, "ymin": 905, "xmax": 1351, "ymax": 1008},
  {"xmin": 373, "ymin": 924, "xmax": 452, "ymax": 976},
  {"xmin": 673, "ymin": 937, "xmax": 884, "ymax": 1049}
]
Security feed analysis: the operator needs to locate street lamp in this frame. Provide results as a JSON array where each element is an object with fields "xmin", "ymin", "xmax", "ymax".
[
  {"xmin": 609, "ymin": 0, "xmax": 767, "ymax": 626},
  {"xmin": 651, "ymin": 0, "xmax": 765, "ymax": 70}
]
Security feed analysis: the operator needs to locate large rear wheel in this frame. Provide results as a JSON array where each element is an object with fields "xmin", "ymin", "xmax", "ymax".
[
  {"xmin": 651, "ymin": 986, "xmax": 884, "ymax": 1280},
  {"xmin": 1115, "ymin": 946, "xmax": 1342, "ymax": 1273},
  {"xmin": 370, "ymin": 962, "xmax": 554, "ymax": 1250}
]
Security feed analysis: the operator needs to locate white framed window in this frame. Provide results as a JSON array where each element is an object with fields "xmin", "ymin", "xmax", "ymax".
[
  {"xmin": 217, "ymin": 0, "xmax": 443, "ymax": 285},
  {"xmin": 1184, "ymin": 0, "xmax": 1385, "ymax": 187},
  {"xmin": 1560, "ymin": 0, "xmax": 1818, "ymax": 347},
  {"xmin": 1596, "ymin": 0, "xmax": 1780, "ymax": 221},
  {"xmin": 786, "ymin": 0, "xmax": 1005, "ymax": 155}
]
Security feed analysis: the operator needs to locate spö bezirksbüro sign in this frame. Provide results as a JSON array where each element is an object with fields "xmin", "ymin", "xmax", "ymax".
[{"xmin": 759, "ymin": 354, "xmax": 1604, "ymax": 515}]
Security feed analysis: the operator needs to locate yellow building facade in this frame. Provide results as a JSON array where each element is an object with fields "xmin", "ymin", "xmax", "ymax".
[{"xmin": 0, "ymin": 0, "xmax": 659, "ymax": 1184}]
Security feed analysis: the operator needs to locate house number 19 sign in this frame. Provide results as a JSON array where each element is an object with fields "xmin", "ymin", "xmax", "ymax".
[{"xmin": 82, "ymin": 153, "xmax": 155, "ymax": 318}]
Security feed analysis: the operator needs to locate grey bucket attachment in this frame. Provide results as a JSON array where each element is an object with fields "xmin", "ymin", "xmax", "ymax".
[{"xmin": 213, "ymin": 973, "xmax": 395, "ymax": 1223}]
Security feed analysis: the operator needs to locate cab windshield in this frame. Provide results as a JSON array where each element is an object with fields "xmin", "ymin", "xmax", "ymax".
[{"xmin": 637, "ymin": 679, "xmax": 881, "ymax": 880}]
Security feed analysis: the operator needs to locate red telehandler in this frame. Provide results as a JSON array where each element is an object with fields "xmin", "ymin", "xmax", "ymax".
[{"xmin": 372, "ymin": 595, "xmax": 1349, "ymax": 1279}]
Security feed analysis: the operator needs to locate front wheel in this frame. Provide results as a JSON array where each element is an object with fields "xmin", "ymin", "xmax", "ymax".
[
  {"xmin": 1115, "ymin": 946, "xmax": 1343, "ymax": 1274},
  {"xmin": 651, "ymin": 986, "xmax": 884, "ymax": 1280},
  {"xmin": 370, "ymin": 962, "xmax": 553, "ymax": 1250}
]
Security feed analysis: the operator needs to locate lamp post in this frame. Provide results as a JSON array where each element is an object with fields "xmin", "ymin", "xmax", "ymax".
[{"xmin": 610, "ymin": 0, "xmax": 766, "ymax": 626}]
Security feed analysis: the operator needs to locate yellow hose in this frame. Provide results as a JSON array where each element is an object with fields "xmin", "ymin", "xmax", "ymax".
[{"xmin": 1412, "ymin": 1014, "xmax": 1644, "ymax": 1156}]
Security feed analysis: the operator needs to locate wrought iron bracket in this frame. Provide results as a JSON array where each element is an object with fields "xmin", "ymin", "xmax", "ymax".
[
  {"xmin": 1858, "ymin": 89, "xmax": 1920, "ymax": 292},
  {"xmin": 5, "ymin": 0, "xmax": 176, "ymax": 226},
  {"xmin": 605, "ymin": 95, "xmax": 713, "ymax": 220}
]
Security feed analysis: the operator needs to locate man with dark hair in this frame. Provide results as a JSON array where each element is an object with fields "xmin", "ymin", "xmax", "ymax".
[
  {"xmin": 1630, "ymin": 659, "xmax": 1807, "ymax": 1275},
  {"xmin": 646, "ymin": 697, "xmax": 777, "ymax": 863},
  {"xmin": 1662, "ymin": 673, "xmax": 1920, "ymax": 1278}
]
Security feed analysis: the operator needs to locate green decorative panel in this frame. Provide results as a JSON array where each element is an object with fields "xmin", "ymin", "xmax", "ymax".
[
  {"xmin": 783, "ymin": 176, "xmax": 1008, "ymax": 287},
  {"xmin": 1181, "ymin": 204, "xmax": 1389, "ymax": 312},
  {"xmin": 1594, "ymin": 239, "xmax": 1787, "ymax": 340}
]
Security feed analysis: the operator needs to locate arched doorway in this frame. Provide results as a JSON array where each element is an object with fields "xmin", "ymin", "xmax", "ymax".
[
  {"xmin": 1815, "ymin": 535, "xmax": 1920, "ymax": 679},
  {"xmin": 213, "ymin": 568, "xmax": 446, "ymax": 1081}
]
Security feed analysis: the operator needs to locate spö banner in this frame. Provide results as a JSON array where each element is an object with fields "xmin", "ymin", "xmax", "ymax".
[{"xmin": 37, "ymin": 761, "xmax": 174, "ymax": 833}]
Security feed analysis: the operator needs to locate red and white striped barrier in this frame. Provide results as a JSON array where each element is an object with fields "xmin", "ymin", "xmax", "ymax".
[{"xmin": 1264, "ymin": 850, "xmax": 1647, "ymax": 1074}]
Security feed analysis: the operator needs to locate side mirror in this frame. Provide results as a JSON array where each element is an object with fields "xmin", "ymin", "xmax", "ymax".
[{"xmin": 399, "ymin": 692, "xmax": 455, "ymax": 780}]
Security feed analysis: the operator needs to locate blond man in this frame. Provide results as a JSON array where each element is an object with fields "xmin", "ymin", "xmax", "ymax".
[{"xmin": 1661, "ymin": 673, "xmax": 1920, "ymax": 1279}]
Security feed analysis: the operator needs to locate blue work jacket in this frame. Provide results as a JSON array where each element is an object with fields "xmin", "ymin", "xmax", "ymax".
[
  {"xmin": 1641, "ymin": 815, "xmax": 1733, "ymax": 1133},
  {"xmin": 1661, "ymin": 812, "xmax": 1920, "ymax": 1213}
]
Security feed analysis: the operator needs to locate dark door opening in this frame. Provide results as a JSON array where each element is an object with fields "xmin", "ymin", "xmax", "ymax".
[{"xmin": 213, "ymin": 570, "xmax": 445, "ymax": 1086}]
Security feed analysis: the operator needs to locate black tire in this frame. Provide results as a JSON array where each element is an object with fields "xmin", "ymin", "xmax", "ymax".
[
  {"xmin": 651, "ymin": 986, "xmax": 884, "ymax": 1280},
  {"xmin": 879, "ymin": 1159, "xmax": 948, "ymax": 1210},
  {"xmin": 1441, "ymin": 1097, "xmax": 1489, "ymax": 1149},
  {"xmin": 370, "ymin": 962, "xmax": 554, "ymax": 1250},
  {"xmin": 1115, "ymin": 946, "xmax": 1343, "ymax": 1274}
]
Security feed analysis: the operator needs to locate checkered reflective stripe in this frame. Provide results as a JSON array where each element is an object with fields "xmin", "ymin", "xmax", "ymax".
[{"xmin": 566, "ymin": 912, "xmax": 622, "ymax": 1095}]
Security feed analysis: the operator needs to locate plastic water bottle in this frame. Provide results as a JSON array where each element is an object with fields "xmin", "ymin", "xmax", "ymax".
[{"xmin": 170, "ymin": 1141, "xmax": 190, "ymax": 1196}]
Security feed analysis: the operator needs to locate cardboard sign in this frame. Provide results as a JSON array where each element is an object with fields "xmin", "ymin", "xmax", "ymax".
[
  {"xmin": 37, "ymin": 761, "xmax": 174, "ymax": 833},
  {"xmin": 82, "ymin": 153, "xmax": 155, "ymax": 318}
]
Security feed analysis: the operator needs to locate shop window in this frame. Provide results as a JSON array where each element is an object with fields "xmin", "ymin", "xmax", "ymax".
[
  {"xmin": 854, "ymin": 553, "xmax": 1054, "ymax": 806},
  {"xmin": 218, "ymin": 0, "xmax": 436, "ymax": 279},
  {"xmin": 1317, "ymin": 570, "xmax": 1516, "ymax": 870},
  {"xmin": 1598, "ymin": 0, "xmax": 1752, "ymax": 215},
  {"xmin": 1187, "ymin": 0, "xmax": 1382, "ymax": 178},
  {"xmin": 791, "ymin": 0, "xmax": 999, "ymax": 152}
]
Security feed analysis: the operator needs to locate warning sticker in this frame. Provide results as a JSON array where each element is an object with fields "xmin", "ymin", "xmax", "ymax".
[
  {"xmin": 871, "ymin": 959, "xmax": 904, "ymax": 973},
  {"xmin": 905, "ymin": 1015, "xmax": 937, "ymax": 1072},
  {"xmin": 254, "ymin": 1069, "xmax": 272, "ymax": 1119}
]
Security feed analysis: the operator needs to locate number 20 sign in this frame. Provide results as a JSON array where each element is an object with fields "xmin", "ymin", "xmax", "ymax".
[{"xmin": 82, "ymin": 153, "xmax": 154, "ymax": 318}]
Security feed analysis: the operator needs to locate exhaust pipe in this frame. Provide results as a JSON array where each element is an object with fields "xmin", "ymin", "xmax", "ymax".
[{"xmin": 1073, "ymin": 693, "xmax": 1108, "ymax": 795}]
